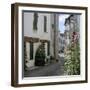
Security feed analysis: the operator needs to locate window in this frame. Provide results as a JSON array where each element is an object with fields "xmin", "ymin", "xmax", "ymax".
[
  {"xmin": 30, "ymin": 42, "xmax": 34, "ymax": 60},
  {"xmin": 47, "ymin": 42, "xmax": 50, "ymax": 55},
  {"xmin": 33, "ymin": 12, "xmax": 38, "ymax": 30},
  {"xmin": 44, "ymin": 16, "xmax": 47, "ymax": 32}
]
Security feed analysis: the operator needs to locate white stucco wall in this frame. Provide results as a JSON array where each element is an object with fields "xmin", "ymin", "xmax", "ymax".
[
  {"xmin": 24, "ymin": 12, "xmax": 52, "ymax": 67},
  {"xmin": 65, "ymin": 25, "xmax": 70, "ymax": 31},
  {"xmin": 24, "ymin": 12, "xmax": 51, "ymax": 40}
]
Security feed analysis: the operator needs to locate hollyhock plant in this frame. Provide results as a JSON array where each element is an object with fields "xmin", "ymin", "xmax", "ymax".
[{"xmin": 64, "ymin": 31, "xmax": 80, "ymax": 75}]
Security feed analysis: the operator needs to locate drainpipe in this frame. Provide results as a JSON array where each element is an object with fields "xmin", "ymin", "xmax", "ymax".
[{"xmin": 54, "ymin": 14, "xmax": 56, "ymax": 61}]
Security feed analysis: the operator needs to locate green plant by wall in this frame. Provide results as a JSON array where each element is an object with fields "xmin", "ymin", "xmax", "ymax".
[{"xmin": 35, "ymin": 42, "xmax": 46, "ymax": 66}]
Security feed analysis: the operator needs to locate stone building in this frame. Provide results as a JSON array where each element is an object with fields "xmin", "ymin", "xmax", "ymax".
[
  {"xmin": 59, "ymin": 33, "xmax": 65, "ymax": 53},
  {"xmin": 23, "ymin": 12, "xmax": 59, "ymax": 68},
  {"xmin": 64, "ymin": 14, "xmax": 80, "ymax": 49}
]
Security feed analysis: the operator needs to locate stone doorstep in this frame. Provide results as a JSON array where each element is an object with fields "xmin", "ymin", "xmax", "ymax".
[{"xmin": 26, "ymin": 66, "xmax": 39, "ymax": 71}]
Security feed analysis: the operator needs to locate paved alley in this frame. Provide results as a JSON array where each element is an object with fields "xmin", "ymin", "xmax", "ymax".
[{"xmin": 24, "ymin": 57, "xmax": 64, "ymax": 77}]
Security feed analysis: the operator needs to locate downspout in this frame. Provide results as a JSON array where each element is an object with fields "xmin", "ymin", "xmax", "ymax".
[{"xmin": 54, "ymin": 14, "xmax": 56, "ymax": 61}]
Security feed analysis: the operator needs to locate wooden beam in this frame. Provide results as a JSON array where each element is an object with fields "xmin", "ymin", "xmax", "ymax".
[{"xmin": 24, "ymin": 36, "xmax": 39, "ymax": 43}]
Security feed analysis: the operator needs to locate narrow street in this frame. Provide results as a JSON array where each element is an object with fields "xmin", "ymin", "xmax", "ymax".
[{"xmin": 24, "ymin": 57, "xmax": 64, "ymax": 77}]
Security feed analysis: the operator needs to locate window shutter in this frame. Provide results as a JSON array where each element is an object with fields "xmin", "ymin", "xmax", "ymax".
[
  {"xmin": 33, "ymin": 12, "xmax": 38, "ymax": 30},
  {"xmin": 44, "ymin": 16, "xmax": 47, "ymax": 32}
]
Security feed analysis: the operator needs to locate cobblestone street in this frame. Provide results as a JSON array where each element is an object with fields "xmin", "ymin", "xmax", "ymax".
[{"xmin": 24, "ymin": 57, "xmax": 64, "ymax": 77}]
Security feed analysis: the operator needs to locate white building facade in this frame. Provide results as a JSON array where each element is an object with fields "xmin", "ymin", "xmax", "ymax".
[
  {"xmin": 23, "ymin": 12, "xmax": 59, "ymax": 68},
  {"xmin": 64, "ymin": 14, "xmax": 80, "ymax": 55}
]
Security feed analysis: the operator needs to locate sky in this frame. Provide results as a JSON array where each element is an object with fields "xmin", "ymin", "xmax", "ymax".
[{"xmin": 59, "ymin": 14, "xmax": 70, "ymax": 33}]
